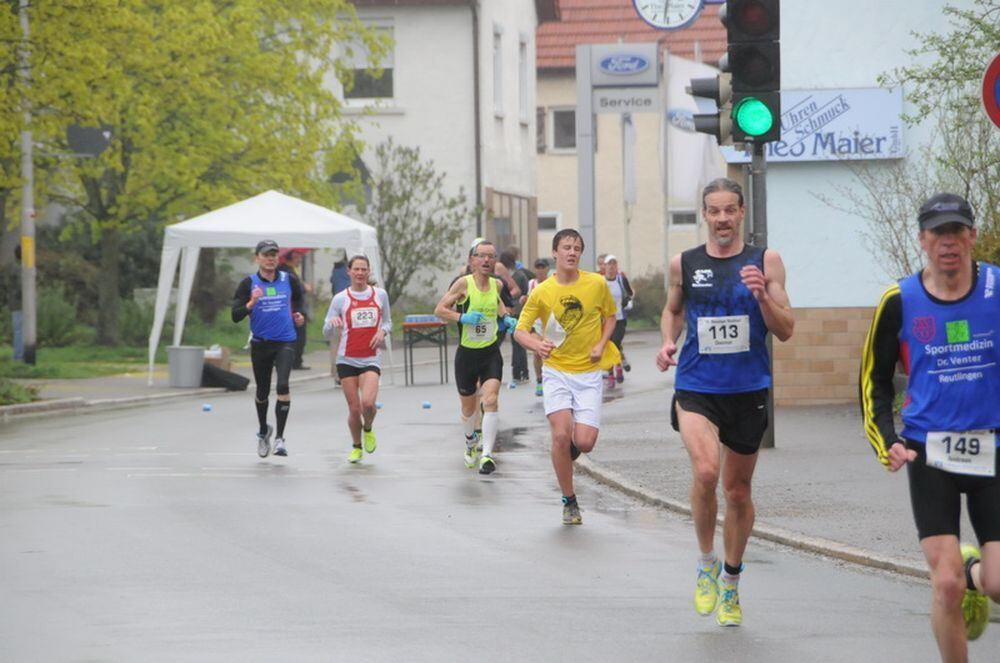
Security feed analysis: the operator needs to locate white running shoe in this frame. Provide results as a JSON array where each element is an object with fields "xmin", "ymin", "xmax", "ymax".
[{"xmin": 257, "ymin": 425, "xmax": 273, "ymax": 458}]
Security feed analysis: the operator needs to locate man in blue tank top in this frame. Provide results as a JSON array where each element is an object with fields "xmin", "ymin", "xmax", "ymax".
[
  {"xmin": 860, "ymin": 193, "xmax": 1000, "ymax": 659},
  {"xmin": 656, "ymin": 178, "xmax": 794, "ymax": 627},
  {"xmin": 232, "ymin": 240, "xmax": 305, "ymax": 459}
]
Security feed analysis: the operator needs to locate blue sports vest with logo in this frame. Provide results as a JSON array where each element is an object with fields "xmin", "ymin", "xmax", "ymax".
[
  {"xmin": 675, "ymin": 244, "xmax": 770, "ymax": 393},
  {"xmin": 898, "ymin": 262, "xmax": 1000, "ymax": 443},
  {"xmin": 249, "ymin": 271, "xmax": 297, "ymax": 342}
]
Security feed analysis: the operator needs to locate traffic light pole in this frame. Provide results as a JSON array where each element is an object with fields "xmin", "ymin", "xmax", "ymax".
[{"xmin": 748, "ymin": 142, "xmax": 775, "ymax": 449}]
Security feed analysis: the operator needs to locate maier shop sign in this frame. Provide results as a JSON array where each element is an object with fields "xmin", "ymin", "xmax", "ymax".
[{"xmin": 721, "ymin": 87, "xmax": 905, "ymax": 163}]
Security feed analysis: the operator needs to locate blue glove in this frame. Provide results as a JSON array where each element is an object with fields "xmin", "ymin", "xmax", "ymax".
[
  {"xmin": 504, "ymin": 316, "xmax": 518, "ymax": 332},
  {"xmin": 459, "ymin": 311, "xmax": 486, "ymax": 325}
]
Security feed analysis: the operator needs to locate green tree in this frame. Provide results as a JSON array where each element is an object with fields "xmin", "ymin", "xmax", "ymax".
[
  {"xmin": 877, "ymin": 0, "xmax": 1000, "ymax": 264},
  {"xmin": 1, "ymin": 1, "xmax": 386, "ymax": 343},
  {"xmin": 361, "ymin": 138, "xmax": 474, "ymax": 305}
]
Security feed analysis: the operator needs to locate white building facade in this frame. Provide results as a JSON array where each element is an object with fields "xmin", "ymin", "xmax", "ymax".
[{"xmin": 334, "ymin": 0, "xmax": 557, "ymax": 280}]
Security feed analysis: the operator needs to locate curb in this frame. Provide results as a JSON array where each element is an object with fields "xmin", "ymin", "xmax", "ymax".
[
  {"xmin": 573, "ymin": 455, "xmax": 929, "ymax": 581},
  {"xmin": 0, "ymin": 397, "xmax": 87, "ymax": 418}
]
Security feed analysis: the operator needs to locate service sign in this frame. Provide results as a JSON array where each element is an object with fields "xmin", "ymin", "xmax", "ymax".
[
  {"xmin": 590, "ymin": 43, "xmax": 659, "ymax": 88},
  {"xmin": 593, "ymin": 87, "xmax": 660, "ymax": 114},
  {"xmin": 721, "ymin": 87, "xmax": 905, "ymax": 163}
]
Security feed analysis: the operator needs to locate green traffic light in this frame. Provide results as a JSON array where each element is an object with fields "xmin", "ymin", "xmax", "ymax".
[{"xmin": 733, "ymin": 97, "xmax": 774, "ymax": 136}]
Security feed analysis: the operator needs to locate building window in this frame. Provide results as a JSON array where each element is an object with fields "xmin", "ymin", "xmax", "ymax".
[
  {"xmin": 549, "ymin": 108, "xmax": 576, "ymax": 151},
  {"xmin": 538, "ymin": 213, "xmax": 558, "ymax": 231},
  {"xmin": 518, "ymin": 37, "xmax": 529, "ymax": 125},
  {"xmin": 344, "ymin": 24, "xmax": 394, "ymax": 101},
  {"xmin": 671, "ymin": 211, "xmax": 697, "ymax": 226},
  {"xmin": 489, "ymin": 190, "xmax": 532, "ymax": 255},
  {"xmin": 493, "ymin": 26, "xmax": 503, "ymax": 117}
]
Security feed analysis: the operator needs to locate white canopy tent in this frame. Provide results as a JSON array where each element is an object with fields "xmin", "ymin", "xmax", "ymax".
[{"xmin": 147, "ymin": 190, "xmax": 384, "ymax": 385}]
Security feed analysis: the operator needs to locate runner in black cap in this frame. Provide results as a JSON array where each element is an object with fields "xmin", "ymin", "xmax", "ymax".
[
  {"xmin": 232, "ymin": 240, "xmax": 305, "ymax": 458},
  {"xmin": 861, "ymin": 192, "xmax": 1000, "ymax": 660}
]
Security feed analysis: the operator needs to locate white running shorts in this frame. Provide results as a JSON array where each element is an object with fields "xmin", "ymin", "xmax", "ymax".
[{"xmin": 542, "ymin": 365, "xmax": 604, "ymax": 429}]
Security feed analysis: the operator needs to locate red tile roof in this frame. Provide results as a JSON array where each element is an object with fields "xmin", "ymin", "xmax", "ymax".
[
  {"xmin": 538, "ymin": 0, "xmax": 726, "ymax": 70},
  {"xmin": 350, "ymin": 0, "xmax": 559, "ymax": 22}
]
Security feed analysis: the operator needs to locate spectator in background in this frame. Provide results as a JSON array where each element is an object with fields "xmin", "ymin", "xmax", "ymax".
[
  {"xmin": 330, "ymin": 249, "xmax": 350, "ymax": 297},
  {"xmin": 528, "ymin": 257, "xmax": 551, "ymax": 396},
  {"xmin": 603, "ymin": 255, "xmax": 635, "ymax": 387},
  {"xmin": 597, "ymin": 253, "xmax": 608, "ymax": 276},
  {"xmin": 278, "ymin": 249, "xmax": 313, "ymax": 370},
  {"xmin": 328, "ymin": 249, "xmax": 351, "ymax": 382},
  {"xmin": 500, "ymin": 249, "xmax": 530, "ymax": 383}
]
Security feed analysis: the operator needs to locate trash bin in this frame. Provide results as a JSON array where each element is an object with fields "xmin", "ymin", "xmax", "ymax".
[{"xmin": 167, "ymin": 345, "xmax": 205, "ymax": 388}]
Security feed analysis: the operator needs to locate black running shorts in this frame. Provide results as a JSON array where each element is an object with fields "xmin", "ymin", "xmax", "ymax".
[
  {"xmin": 671, "ymin": 388, "xmax": 769, "ymax": 455},
  {"xmin": 454, "ymin": 343, "xmax": 504, "ymax": 396},
  {"xmin": 904, "ymin": 439, "xmax": 1000, "ymax": 544},
  {"xmin": 336, "ymin": 363, "xmax": 381, "ymax": 380}
]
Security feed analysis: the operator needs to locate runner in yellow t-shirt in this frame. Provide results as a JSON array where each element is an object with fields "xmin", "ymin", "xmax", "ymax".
[{"xmin": 515, "ymin": 229, "xmax": 619, "ymax": 525}]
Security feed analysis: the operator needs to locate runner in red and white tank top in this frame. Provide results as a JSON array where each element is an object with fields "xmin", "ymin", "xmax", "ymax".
[
  {"xmin": 323, "ymin": 255, "xmax": 392, "ymax": 464},
  {"xmin": 340, "ymin": 287, "xmax": 383, "ymax": 359}
]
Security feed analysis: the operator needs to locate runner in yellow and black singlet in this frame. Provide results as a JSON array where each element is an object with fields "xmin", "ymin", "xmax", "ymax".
[{"xmin": 435, "ymin": 240, "xmax": 516, "ymax": 475}]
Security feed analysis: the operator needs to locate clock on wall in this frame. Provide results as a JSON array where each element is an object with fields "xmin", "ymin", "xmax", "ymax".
[{"xmin": 633, "ymin": 0, "xmax": 705, "ymax": 30}]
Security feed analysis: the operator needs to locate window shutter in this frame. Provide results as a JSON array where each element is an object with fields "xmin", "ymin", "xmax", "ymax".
[{"xmin": 536, "ymin": 106, "xmax": 546, "ymax": 153}]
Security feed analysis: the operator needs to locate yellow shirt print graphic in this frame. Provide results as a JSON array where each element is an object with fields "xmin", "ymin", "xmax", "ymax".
[{"xmin": 517, "ymin": 271, "xmax": 620, "ymax": 373}]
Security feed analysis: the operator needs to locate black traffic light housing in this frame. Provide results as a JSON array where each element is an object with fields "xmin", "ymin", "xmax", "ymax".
[
  {"xmin": 687, "ymin": 73, "xmax": 733, "ymax": 145},
  {"xmin": 725, "ymin": 0, "xmax": 781, "ymax": 142}
]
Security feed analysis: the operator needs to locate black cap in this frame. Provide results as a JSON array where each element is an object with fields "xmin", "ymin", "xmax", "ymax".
[
  {"xmin": 918, "ymin": 193, "xmax": 975, "ymax": 231},
  {"xmin": 255, "ymin": 239, "xmax": 280, "ymax": 254}
]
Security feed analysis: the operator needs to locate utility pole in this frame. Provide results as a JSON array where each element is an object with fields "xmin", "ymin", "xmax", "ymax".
[
  {"xmin": 19, "ymin": 0, "xmax": 36, "ymax": 365},
  {"xmin": 749, "ymin": 142, "xmax": 775, "ymax": 449}
]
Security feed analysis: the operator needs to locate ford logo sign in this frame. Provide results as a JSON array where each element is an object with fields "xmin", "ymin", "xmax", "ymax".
[
  {"xmin": 667, "ymin": 108, "xmax": 696, "ymax": 133},
  {"xmin": 599, "ymin": 54, "xmax": 650, "ymax": 76}
]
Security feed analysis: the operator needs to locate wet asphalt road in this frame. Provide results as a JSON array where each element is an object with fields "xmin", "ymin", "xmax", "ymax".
[{"xmin": 0, "ymin": 371, "xmax": 993, "ymax": 662}]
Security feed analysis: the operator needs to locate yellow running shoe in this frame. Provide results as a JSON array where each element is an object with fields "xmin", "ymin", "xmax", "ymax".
[
  {"xmin": 464, "ymin": 434, "xmax": 481, "ymax": 468},
  {"xmin": 363, "ymin": 428, "xmax": 377, "ymax": 454},
  {"xmin": 694, "ymin": 560, "xmax": 721, "ymax": 615},
  {"xmin": 716, "ymin": 580, "xmax": 742, "ymax": 627},
  {"xmin": 961, "ymin": 544, "xmax": 990, "ymax": 641},
  {"xmin": 348, "ymin": 446, "xmax": 363, "ymax": 464}
]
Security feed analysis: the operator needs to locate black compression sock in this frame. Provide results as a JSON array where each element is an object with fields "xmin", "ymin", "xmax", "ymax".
[
  {"xmin": 724, "ymin": 562, "xmax": 743, "ymax": 576},
  {"xmin": 562, "ymin": 494, "xmax": 577, "ymax": 506},
  {"xmin": 275, "ymin": 400, "xmax": 290, "ymax": 438},
  {"xmin": 255, "ymin": 399, "xmax": 269, "ymax": 434}
]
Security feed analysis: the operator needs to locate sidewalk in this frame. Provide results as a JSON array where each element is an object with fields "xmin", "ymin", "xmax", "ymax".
[
  {"xmin": 1, "ymin": 330, "xmax": 943, "ymax": 582},
  {"xmin": 0, "ymin": 339, "xmax": 435, "ymax": 417}
]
